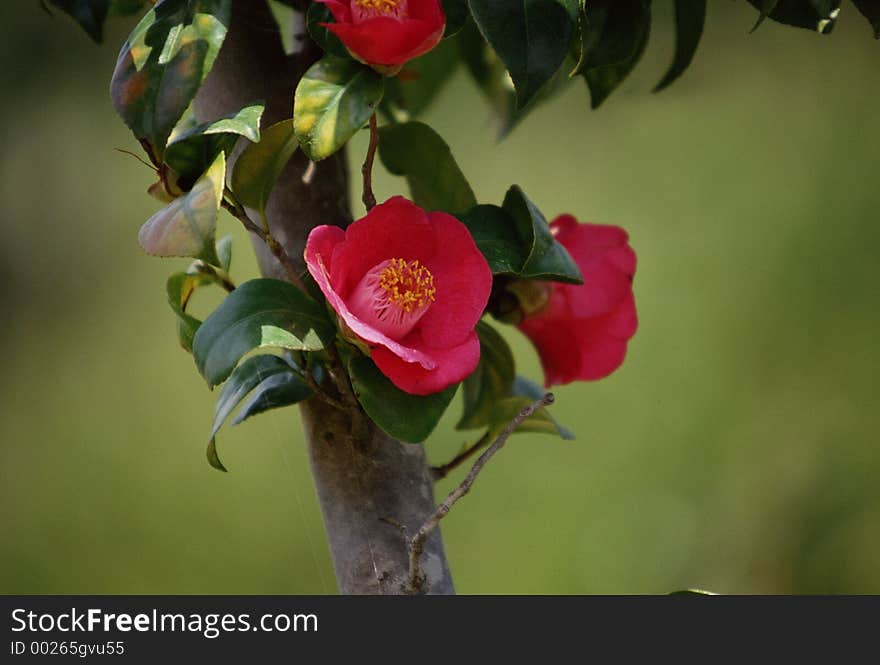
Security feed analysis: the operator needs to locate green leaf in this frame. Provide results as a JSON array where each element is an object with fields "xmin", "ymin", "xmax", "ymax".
[
  {"xmin": 574, "ymin": 0, "xmax": 651, "ymax": 108},
  {"xmin": 206, "ymin": 438, "xmax": 227, "ymax": 472},
  {"xmin": 166, "ymin": 271, "xmax": 210, "ymax": 351},
  {"xmin": 165, "ymin": 102, "xmax": 264, "ymax": 183},
  {"xmin": 458, "ymin": 19, "xmax": 569, "ymax": 138},
  {"xmin": 746, "ymin": 0, "xmax": 841, "ymax": 34},
  {"xmin": 456, "ymin": 205, "xmax": 529, "ymax": 275},
  {"xmin": 348, "ymin": 355, "xmax": 457, "ymax": 443},
  {"xmin": 211, "ymin": 354, "xmax": 296, "ymax": 440},
  {"xmin": 502, "ymin": 185, "xmax": 582, "ymax": 284},
  {"xmin": 110, "ymin": 0, "xmax": 231, "ymax": 159},
  {"xmin": 382, "ymin": 37, "xmax": 460, "ymax": 118},
  {"xmin": 293, "ymin": 57, "xmax": 385, "ymax": 162},
  {"xmin": 305, "ymin": 3, "xmax": 349, "ymax": 58},
  {"xmin": 110, "ymin": 0, "xmax": 148, "ymax": 16},
  {"xmin": 139, "ymin": 151, "xmax": 225, "ymax": 264},
  {"xmin": 231, "ymin": 370, "xmax": 313, "ymax": 425},
  {"xmin": 853, "ymin": 0, "xmax": 880, "ymax": 38},
  {"xmin": 48, "ymin": 0, "xmax": 110, "ymax": 42},
  {"xmin": 654, "ymin": 0, "xmax": 706, "ymax": 92},
  {"xmin": 458, "ymin": 322, "xmax": 516, "ymax": 429},
  {"xmin": 442, "ymin": 0, "xmax": 469, "ymax": 37},
  {"xmin": 230, "ymin": 119, "xmax": 298, "ymax": 223},
  {"xmin": 468, "ymin": 0, "xmax": 578, "ymax": 107},
  {"xmin": 509, "ymin": 375, "xmax": 574, "ymax": 439},
  {"xmin": 216, "ymin": 235, "xmax": 232, "ymax": 273},
  {"xmin": 192, "ymin": 279, "xmax": 334, "ymax": 387},
  {"xmin": 377, "ymin": 121, "xmax": 477, "ymax": 214}
]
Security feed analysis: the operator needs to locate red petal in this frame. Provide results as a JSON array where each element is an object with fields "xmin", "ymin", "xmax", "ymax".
[
  {"xmin": 373, "ymin": 331, "xmax": 480, "ymax": 395},
  {"xmin": 419, "ymin": 211, "xmax": 492, "ymax": 349},
  {"xmin": 330, "ymin": 196, "xmax": 436, "ymax": 298},
  {"xmin": 305, "ymin": 224, "xmax": 437, "ymax": 369},
  {"xmin": 328, "ymin": 17, "xmax": 443, "ymax": 66}
]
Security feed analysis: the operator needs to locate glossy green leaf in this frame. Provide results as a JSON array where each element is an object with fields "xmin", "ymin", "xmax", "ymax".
[
  {"xmin": 377, "ymin": 121, "xmax": 477, "ymax": 214},
  {"xmin": 458, "ymin": 19, "xmax": 569, "ymax": 138},
  {"xmin": 574, "ymin": 0, "xmax": 651, "ymax": 108},
  {"xmin": 293, "ymin": 57, "xmax": 385, "ymax": 161},
  {"xmin": 456, "ymin": 205, "xmax": 528, "ymax": 275},
  {"xmin": 654, "ymin": 0, "xmax": 706, "ymax": 92},
  {"xmin": 165, "ymin": 102, "xmax": 264, "ymax": 183},
  {"xmin": 231, "ymin": 370, "xmax": 313, "ymax": 425},
  {"xmin": 138, "ymin": 151, "xmax": 225, "ymax": 264},
  {"xmin": 468, "ymin": 0, "xmax": 578, "ymax": 107},
  {"xmin": 207, "ymin": 353, "xmax": 311, "ymax": 472},
  {"xmin": 110, "ymin": 0, "xmax": 231, "ymax": 159},
  {"xmin": 502, "ymin": 185, "xmax": 582, "ymax": 284},
  {"xmin": 853, "ymin": 0, "xmax": 880, "ymax": 38},
  {"xmin": 192, "ymin": 278, "xmax": 333, "ymax": 387},
  {"xmin": 348, "ymin": 355, "xmax": 457, "ymax": 443},
  {"xmin": 230, "ymin": 119, "xmax": 298, "ymax": 222},
  {"xmin": 746, "ymin": 0, "xmax": 841, "ymax": 34},
  {"xmin": 48, "ymin": 0, "xmax": 110, "ymax": 42},
  {"xmin": 306, "ymin": 3, "xmax": 349, "ymax": 58},
  {"xmin": 382, "ymin": 37, "xmax": 460, "ymax": 119},
  {"xmin": 668, "ymin": 589, "xmax": 718, "ymax": 596},
  {"xmin": 458, "ymin": 322, "xmax": 516, "ymax": 429},
  {"xmin": 211, "ymin": 354, "xmax": 295, "ymax": 439}
]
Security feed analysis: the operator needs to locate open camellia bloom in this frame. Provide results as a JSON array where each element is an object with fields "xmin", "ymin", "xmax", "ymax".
[
  {"xmin": 305, "ymin": 196, "xmax": 492, "ymax": 395},
  {"xmin": 516, "ymin": 215, "xmax": 638, "ymax": 387},
  {"xmin": 317, "ymin": 0, "xmax": 445, "ymax": 71}
]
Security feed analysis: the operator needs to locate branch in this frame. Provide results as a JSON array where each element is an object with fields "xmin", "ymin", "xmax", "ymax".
[
  {"xmin": 405, "ymin": 393, "xmax": 555, "ymax": 593},
  {"xmin": 221, "ymin": 198, "xmax": 306, "ymax": 292},
  {"xmin": 361, "ymin": 113, "xmax": 379, "ymax": 211}
]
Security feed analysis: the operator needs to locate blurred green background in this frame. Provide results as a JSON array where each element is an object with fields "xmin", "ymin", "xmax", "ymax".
[{"xmin": 1, "ymin": 2, "xmax": 878, "ymax": 594}]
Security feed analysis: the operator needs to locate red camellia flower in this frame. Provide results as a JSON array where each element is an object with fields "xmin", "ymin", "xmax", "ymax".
[
  {"xmin": 317, "ymin": 0, "xmax": 445, "ymax": 71},
  {"xmin": 305, "ymin": 196, "xmax": 492, "ymax": 396},
  {"xmin": 516, "ymin": 215, "xmax": 638, "ymax": 387}
]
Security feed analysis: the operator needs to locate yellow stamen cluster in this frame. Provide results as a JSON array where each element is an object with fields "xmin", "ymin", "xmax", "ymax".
[
  {"xmin": 354, "ymin": 0, "xmax": 400, "ymax": 13},
  {"xmin": 378, "ymin": 258, "xmax": 436, "ymax": 313}
]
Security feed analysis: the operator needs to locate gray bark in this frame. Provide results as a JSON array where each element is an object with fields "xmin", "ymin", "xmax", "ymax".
[{"xmin": 196, "ymin": 0, "xmax": 454, "ymax": 594}]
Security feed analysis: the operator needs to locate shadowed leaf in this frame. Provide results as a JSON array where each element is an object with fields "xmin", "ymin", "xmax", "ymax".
[
  {"xmin": 378, "ymin": 121, "xmax": 476, "ymax": 214},
  {"xmin": 48, "ymin": 0, "xmax": 110, "ymax": 42},
  {"xmin": 654, "ymin": 0, "xmax": 706, "ymax": 92},
  {"xmin": 230, "ymin": 119, "xmax": 298, "ymax": 222}
]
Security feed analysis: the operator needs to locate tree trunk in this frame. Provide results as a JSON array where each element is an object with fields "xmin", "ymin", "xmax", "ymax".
[{"xmin": 196, "ymin": 0, "xmax": 455, "ymax": 594}]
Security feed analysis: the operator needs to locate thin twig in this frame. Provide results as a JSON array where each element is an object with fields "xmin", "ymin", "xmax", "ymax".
[
  {"xmin": 405, "ymin": 393, "xmax": 555, "ymax": 593},
  {"xmin": 431, "ymin": 432, "xmax": 492, "ymax": 480},
  {"xmin": 220, "ymin": 199, "xmax": 306, "ymax": 291},
  {"xmin": 361, "ymin": 113, "xmax": 379, "ymax": 211}
]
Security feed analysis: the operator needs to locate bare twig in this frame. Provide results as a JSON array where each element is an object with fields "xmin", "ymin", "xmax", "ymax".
[
  {"xmin": 431, "ymin": 432, "xmax": 491, "ymax": 480},
  {"xmin": 361, "ymin": 113, "xmax": 379, "ymax": 211},
  {"xmin": 405, "ymin": 393, "xmax": 555, "ymax": 593},
  {"xmin": 220, "ymin": 198, "xmax": 306, "ymax": 291}
]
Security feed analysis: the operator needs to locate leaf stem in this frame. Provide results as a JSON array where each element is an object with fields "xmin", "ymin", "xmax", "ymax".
[{"xmin": 361, "ymin": 113, "xmax": 379, "ymax": 212}]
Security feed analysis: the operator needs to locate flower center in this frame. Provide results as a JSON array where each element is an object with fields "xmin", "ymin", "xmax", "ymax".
[
  {"xmin": 352, "ymin": 0, "xmax": 408, "ymax": 22},
  {"xmin": 347, "ymin": 258, "xmax": 436, "ymax": 340}
]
